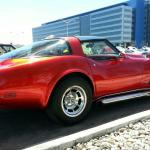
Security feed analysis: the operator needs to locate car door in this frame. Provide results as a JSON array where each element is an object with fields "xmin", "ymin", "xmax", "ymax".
[
  {"xmin": 141, "ymin": 57, "xmax": 150, "ymax": 88},
  {"xmin": 81, "ymin": 40, "xmax": 143, "ymax": 97}
]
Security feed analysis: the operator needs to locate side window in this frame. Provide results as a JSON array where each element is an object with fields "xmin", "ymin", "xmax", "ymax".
[
  {"xmin": 81, "ymin": 42, "xmax": 93, "ymax": 55},
  {"xmin": 55, "ymin": 41, "xmax": 71, "ymax": 55},
  {"xmin": 33, "ymin": 40, "xmax": 71, "ymax": 57},
  {"xmin": 82, "ymin": 40, "xmax": 118, "ymax": 56}
]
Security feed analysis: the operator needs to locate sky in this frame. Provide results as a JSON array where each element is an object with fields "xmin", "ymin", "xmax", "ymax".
[{"xmin": 0, "ymin": 0, "xmax": 125, "ymax": 45}]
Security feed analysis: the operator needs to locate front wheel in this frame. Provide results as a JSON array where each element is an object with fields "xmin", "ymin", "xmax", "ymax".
[{"xmin": 46, "ymin": 77, "xmax": 92, "ymax": 124}]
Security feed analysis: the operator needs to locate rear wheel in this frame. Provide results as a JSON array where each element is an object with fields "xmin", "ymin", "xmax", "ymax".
[{"xmin": 46, "ymin": 77, "xmax": 92, "ymax": 124}]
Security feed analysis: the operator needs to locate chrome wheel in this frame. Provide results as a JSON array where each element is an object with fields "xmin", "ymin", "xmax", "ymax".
[{"xmin": 61, "ymin": 85, "xmax": 87, "ymax": 117}]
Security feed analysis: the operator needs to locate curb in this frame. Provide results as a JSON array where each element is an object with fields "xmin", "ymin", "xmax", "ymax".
[{"xmin": 24, "ymin": 110, "xmax": 150, "ymax": 150}]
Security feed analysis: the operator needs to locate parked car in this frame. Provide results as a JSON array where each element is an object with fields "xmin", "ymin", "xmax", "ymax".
[
  {"xmin": 116, "ymin": 46, "xmax": 145, "ymax": 58},
  {"xmin": 117, "ymin": 46, "xmax": 149, "ymax": 58},
  {"xmin": 126, "ymin": 46, "xmax": 143, "ymax": 55},
  {"xmin": 0, "ymin": 44, "xmax": 15, "ymax": 55},
  {"xmin": 0, "ymin": 36, "xmax": 150, "ymax": 124},
  {"xmin": 143, "ymin": 46, "xmax": 150, "ymax": 51},
  {"xmin": 141, "ymin": 46, "xmax": 150, "ymax": 53}
]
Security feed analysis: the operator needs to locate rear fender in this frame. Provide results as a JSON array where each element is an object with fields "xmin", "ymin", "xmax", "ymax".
[{"xmin": 43, "ymin": 69, "xmax": 95, "ymax": 108}]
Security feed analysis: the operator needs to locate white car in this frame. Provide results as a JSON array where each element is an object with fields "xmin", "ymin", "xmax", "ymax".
[
  {"xmin": 117, "ymin": 46, "xmax": 142, "ymax": 54},
  {"xmin": 142, "ymin": 46, "xmax": 150, "ymax": 52},
  {"xmin": 126, "ymin": 46, "xmax": 142, "ymax": 55}
]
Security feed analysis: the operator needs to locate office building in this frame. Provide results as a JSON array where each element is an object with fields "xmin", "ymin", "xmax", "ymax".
[{"xmin": 32, "ymin": 0, "xmax": 150, "ymax": 48}]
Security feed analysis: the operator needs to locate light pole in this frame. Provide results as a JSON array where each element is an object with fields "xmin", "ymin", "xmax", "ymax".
[{"xmin": 61, "ymin": 19, "xmax": 76, "ymax": 36}]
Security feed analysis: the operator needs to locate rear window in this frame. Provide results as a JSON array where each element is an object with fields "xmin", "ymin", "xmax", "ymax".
[{"xmin": 0, "ymin": 39, "xmax": 71, "ymax": 60}]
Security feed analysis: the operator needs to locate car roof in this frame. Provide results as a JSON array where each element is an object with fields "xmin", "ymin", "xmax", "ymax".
[
  {"xmin": 44, "ymin": 35, "xmax": 105, "ymax": 41},
  {"xmin": 75, "ymin": 36, "xmax": 105, "ymax": 41}
]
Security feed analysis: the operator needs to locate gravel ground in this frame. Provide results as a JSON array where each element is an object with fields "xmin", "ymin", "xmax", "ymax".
[{"xmin": 66, "ymin": 119, "xmax": 150, "ymax": 150}]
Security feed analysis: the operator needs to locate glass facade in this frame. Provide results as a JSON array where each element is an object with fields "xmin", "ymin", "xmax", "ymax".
[
  {"xmin": 33, "ymin": 17, "xmax": 80, "ymax": 41},
  {"xmin": 32, "ymin": 0, "xmax": 150, "ymax": 47},
  {"xmin": 90, "ymin": 6, "xmax": 132, "ymax": 44},
  {"xmin": 144, "ymin": 0, "xmax": 150, "ymax": 46}
]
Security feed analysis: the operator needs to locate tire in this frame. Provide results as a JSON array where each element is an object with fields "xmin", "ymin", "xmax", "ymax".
[{"xmin": 46, "ymin": 77, "xmax": 92, "ymax": 124}]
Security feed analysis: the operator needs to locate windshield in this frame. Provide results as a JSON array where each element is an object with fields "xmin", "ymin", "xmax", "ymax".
[{"xmin": 0, "ymin": 39, "xmax": 70, "ymax": 60}]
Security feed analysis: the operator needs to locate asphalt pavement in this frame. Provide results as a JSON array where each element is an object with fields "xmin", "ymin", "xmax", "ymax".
[{"xmin": 0, "ymin": 97, "xmax": 150, "ymax": 150}]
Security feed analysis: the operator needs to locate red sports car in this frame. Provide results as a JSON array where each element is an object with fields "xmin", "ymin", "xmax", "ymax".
[{"xmin": 0, "ymin": 36, "xmax": 150, "ymax": 124}]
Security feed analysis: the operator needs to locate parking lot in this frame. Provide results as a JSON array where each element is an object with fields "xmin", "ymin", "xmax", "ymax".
[{"xmin": 0, "ymin": 97, "xmax": 150, "ymax": 150}]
